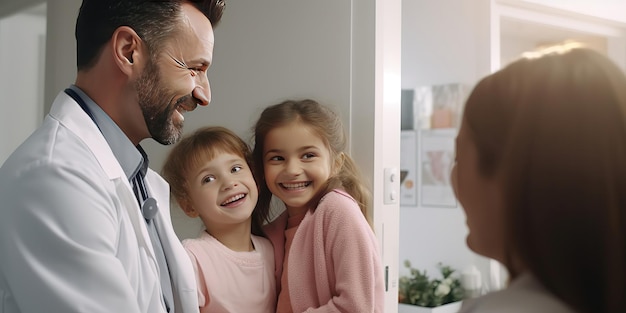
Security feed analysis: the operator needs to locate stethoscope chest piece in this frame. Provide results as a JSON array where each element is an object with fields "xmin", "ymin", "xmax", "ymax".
[{"xmin": 142, "ymin": 197, "xmax": 158, "ymax": 220}]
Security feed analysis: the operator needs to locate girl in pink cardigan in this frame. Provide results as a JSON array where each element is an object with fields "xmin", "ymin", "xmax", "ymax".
[{"xmin": 252, "ymin": 99, "xmax": 385, "ymax": 312}]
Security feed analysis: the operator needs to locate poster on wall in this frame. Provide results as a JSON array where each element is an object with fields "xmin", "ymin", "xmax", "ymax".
[
  {"xmin": 419, "ymin": 128, "xmax": 457, "ymax": 208},
  {"xmin": 400, "ymin": 130, "xmax": 417, "ymax": 206},
  {"xmin": 414, "ymin": 83, "xmax": 468, "ymax": 130}
]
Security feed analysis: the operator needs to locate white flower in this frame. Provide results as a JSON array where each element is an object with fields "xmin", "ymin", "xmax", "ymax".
[
  {"xmin": 443, "ymin": 278, "xmax": 453, "ymax": 286},
  {"xmin": 435, "ymin": 283, "xmax": 451, "ymax": 297}
]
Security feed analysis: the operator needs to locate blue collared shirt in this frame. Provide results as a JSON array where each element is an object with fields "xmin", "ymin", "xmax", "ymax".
[{"xmin": 67, "ymin": 85, "xmax": 143, "ymax": 181}]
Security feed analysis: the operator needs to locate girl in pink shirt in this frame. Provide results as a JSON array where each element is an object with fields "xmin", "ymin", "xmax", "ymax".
[
  {"xmin": 252, "ymin": 99, "xmax": 385, "ymax": 312},
  {"xmin": 163, "ymin": 126, "xmax": 276, "ymax": 313}
]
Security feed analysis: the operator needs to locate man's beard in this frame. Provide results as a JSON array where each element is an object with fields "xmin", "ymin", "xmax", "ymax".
[{"xmin": 135, "ymin": 59, "xmax": 191, "ymax": 145}]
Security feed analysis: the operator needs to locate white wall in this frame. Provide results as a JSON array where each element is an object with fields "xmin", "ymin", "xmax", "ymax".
[
  {"xmin": 496, "ymin": 0, "xmax": 626, "ymax": 70},
  {"xmin": 0, "ymin": 6, "xmax": 46, "ymax": 165},
  {"xmin": 400, "ymin": 0, "xmax": 626, "ymax": 292},
  {"xmin": 520, "ymin": 0, "xmax": 626, "ymax": 24},
  {"xmin": 400, "ymin": 0, "xmax": 490, "ymax": 280},
  {"xmin": 402, "ymin": 0, "xmax": 490, "ymax": 89},
  {"xmin": 44, "ymin": 1, "xmax": 80, "ymax": 114},
  {"xmin": 0, "ymin": 0, "xmax": 41, "ymax": 19}
]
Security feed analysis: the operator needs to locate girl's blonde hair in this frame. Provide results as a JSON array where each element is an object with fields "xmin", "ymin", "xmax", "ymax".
[{"xmin": 252, "ymin": 99, "xmax": 372, "ymax": 224}]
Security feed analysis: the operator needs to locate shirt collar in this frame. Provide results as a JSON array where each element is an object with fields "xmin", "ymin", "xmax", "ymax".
[{"xmin": 69, "ymin": 85, "xmax": 146, "ymax": 181}]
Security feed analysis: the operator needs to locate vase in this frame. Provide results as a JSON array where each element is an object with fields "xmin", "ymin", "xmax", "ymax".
[{"xmin": 398, "ymin": 301, "xmax": 462, "ymax": 313}]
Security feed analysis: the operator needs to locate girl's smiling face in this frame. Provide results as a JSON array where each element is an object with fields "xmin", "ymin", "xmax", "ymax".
[
  {"xmin": 262, "ymin": 121, "xmax": 333, "ymax": 216},
  {"xmin": 184, "ymin": 151, "xmax": 257, "ymax": 233}
]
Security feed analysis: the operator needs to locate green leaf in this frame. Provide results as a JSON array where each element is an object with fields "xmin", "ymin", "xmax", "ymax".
[{"xmin": 398, "ymin": 260, "xmax": 466, "ymax": 307}]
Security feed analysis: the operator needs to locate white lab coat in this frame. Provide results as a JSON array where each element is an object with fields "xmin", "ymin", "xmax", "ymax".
[{"xmin": 0, "ymin": 92, "xmax": 199, "ymax": 313}]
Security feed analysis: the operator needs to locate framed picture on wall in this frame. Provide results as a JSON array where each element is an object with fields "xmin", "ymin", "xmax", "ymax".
[
  {"xmin": 419, "ymin": 128, "xmax": 458, "ymax": 208},
  {"xmin": 414, "ymin": 83, "xmax": 468, "ymax": 130}
]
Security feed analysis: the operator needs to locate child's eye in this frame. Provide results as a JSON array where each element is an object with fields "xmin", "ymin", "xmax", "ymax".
[
  {"xmin": 231, "ymin": 165, "xmax": 243, "ymax": 173},
  {"xmin": 268, "ymin": 156, "xmax": 284, "ymax": 161},
  {"xmin": 202, "ymin": 175, "xmax": 216, "ymax": 184},
  {"xmin": 302, "ymin": 152, "xmax": 316, "ymax": 159}
]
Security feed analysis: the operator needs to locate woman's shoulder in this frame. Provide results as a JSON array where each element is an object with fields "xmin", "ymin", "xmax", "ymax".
[{"xmin": 459, "ymin": 274, "xmax": 575, "ymax": 313}]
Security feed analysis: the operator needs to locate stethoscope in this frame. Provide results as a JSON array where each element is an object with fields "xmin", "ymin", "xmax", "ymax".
[{"xmin": 64, "ymin": 88, "xmax": 158, "ymax": 221}]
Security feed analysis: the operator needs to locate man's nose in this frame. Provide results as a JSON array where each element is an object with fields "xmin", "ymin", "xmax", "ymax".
[{"xmin": 192, "ymin": 74, "xmax": 211, "ymax": 106}]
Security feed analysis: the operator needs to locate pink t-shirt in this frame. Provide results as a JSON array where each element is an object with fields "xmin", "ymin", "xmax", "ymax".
[
  {"xmin": 276, "ymin": 212, "xmax": 306, "ymax": 313},
  {"xmin": 183, "ymin": 232, "xmax": 276, "ymax": 313}
]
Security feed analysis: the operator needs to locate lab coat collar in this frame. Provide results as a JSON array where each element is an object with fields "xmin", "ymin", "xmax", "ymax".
[{"xmin": 48, "ymin": 91, "xmax": 158, "ymax": 262}]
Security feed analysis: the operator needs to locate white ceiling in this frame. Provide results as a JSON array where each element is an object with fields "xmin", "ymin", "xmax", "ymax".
[
  {"xmin": 501, "ymin": 17, "xmax": 600, "ymax": 44},
  {"xmin": 500, "ymin": 16, "xmax": 608, "ymax": 65}
]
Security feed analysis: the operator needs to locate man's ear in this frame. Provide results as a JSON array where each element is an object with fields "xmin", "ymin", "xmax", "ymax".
[{"xmin": 111, "ymin": 26, "xmax": 144, "ymax": 76}]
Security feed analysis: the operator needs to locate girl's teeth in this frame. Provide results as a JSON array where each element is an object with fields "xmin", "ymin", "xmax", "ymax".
[
  {"xmin": 222, "ymin": 193, "xmax": 245, "ymax": 205},
  {"xmin": 282, "ymin": 182, "xmax": 308, "ymax": 189}
]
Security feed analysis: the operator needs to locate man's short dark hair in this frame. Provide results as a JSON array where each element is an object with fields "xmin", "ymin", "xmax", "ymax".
[{"xmin": 75, "ymin": 0, "xmax": 225, "ymax": 70}]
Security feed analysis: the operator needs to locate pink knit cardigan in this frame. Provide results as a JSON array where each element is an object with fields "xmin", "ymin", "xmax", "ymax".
[{"xmin": 264, "ymin": 189, "xmax": 385, "ymax": 312}]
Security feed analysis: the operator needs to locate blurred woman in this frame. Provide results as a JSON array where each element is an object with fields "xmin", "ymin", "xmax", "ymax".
[{"xmin": 452, "ymin": 48, "xmax": 626, "ymax": 313}]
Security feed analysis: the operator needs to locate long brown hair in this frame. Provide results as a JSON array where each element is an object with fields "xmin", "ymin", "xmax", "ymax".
[
  {"xmin": 464, "ymin": 48, "xmax": 626, "ymax": 313},
  {"xmin": 252, "ymin": 99, "xmax": 372, "ymax": 224},
  {"xmin": 162, "ymin": 126, "xmax": 267, "ymax": 236}
]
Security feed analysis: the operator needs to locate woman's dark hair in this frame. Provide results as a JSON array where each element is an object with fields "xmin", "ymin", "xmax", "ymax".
[{"xmin": 464, "ymin": 48, "xmax": 626, "ymax": 313}]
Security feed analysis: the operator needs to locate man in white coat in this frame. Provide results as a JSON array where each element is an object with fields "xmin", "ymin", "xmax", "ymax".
[{"xmin": 0, "ymin": 0, "xmax": 225, "ymax": 312}]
